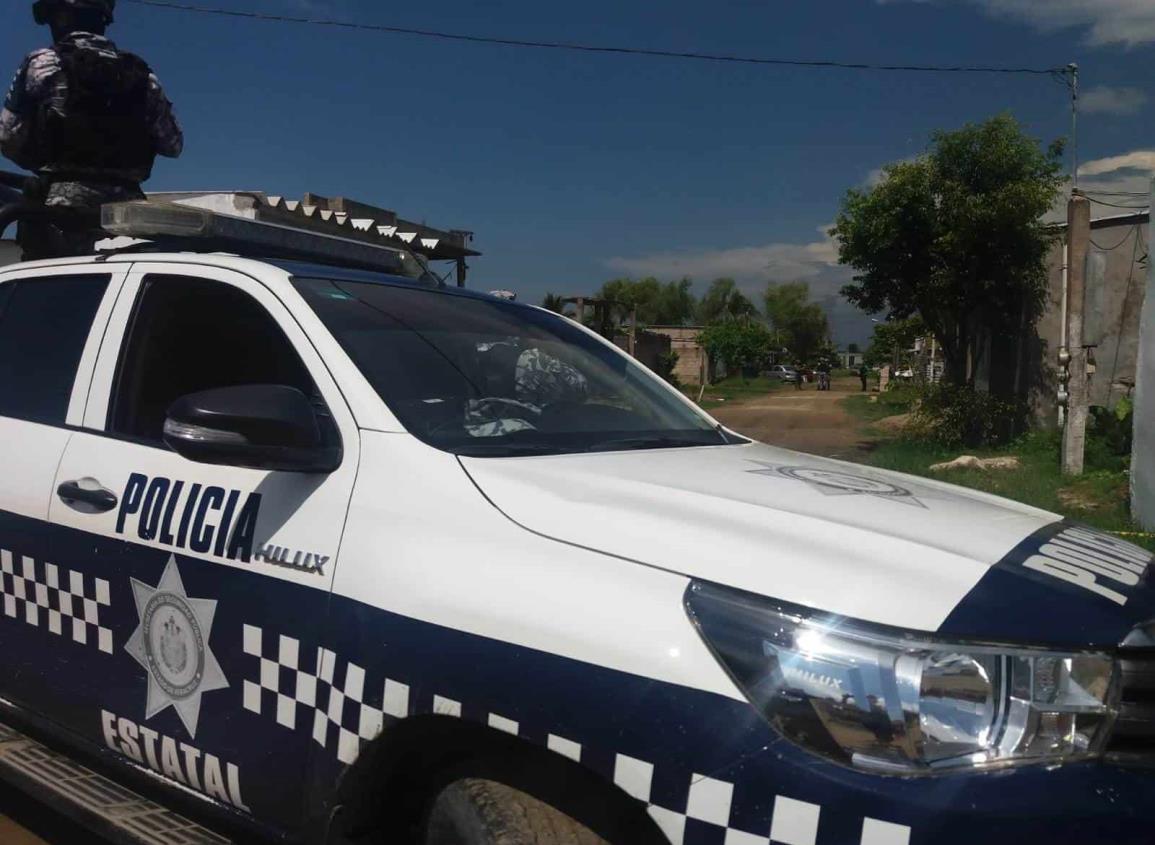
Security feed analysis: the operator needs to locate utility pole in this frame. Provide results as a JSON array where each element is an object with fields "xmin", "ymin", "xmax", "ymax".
[
  {"xmin": 1068, "ymin": 63, "xmax": 1079, "ymax": 191},
  {"xmin": 1132, "ymin": 179, "xmax": 1155, "ymax": 528},
  {"xmin": 1061, "ymin": 194, "xmax": 1091, "ymax": 475}
]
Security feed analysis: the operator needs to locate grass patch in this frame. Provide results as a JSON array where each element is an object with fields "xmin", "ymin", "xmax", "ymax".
[
  {"xmin": 852, "ymin": 430, "xmax": 1154, "ymax": 551},
  {"xmin": 685, "ymin": 375, "xmax": 782, "ymax": 409},
  {"xmin": 842, "ymin": 386, "xmax": 918, "ymax": 424}
]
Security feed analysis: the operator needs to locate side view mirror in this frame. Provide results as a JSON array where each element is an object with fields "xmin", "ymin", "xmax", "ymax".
[{"xmin": 163, "ymin": 385, "xmax": 341, "ymax": 473}]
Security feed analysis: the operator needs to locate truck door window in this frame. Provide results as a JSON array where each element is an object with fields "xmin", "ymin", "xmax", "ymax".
[
  {"xmin": 0, "ymin": 274, "xmax": 110, "ymax": 425},
  {"xmin": 109, "ymin": 274, "xmax": 321, "ymax": 444}
]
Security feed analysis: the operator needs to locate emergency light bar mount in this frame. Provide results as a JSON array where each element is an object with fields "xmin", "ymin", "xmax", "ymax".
[{"xmin": 101, "ymin": 200, "xmax": 431, "ymax": 278}]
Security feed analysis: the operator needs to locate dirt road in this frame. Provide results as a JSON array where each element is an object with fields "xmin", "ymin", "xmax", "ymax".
[
  {"xmin": 0, "ymin": 789, "xmax": 98, "ymax": 845},
  {"xmin": 710, "ymin": 376, "xmax": 874, "ymax": 459}
]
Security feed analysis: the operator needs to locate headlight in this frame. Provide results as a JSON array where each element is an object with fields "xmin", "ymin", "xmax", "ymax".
[{"xmin": 686, "ymin": 581, "xmax": 1117, "ymax": 774}]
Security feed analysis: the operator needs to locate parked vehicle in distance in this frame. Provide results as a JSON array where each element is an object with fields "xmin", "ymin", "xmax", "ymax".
[{"xmin": 766, "ymin": 364, "xmax": 801, "ymax": 383}]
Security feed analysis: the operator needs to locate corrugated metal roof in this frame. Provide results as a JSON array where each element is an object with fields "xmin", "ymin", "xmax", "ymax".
[{"xmin": 147, "ymin": 191, "xmax": 480, "ymax": 260}]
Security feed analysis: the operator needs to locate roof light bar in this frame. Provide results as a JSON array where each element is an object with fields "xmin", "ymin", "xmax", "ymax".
[{"xmin": 102, "ymin": 201, "xmax": 427, "ymax": 277}]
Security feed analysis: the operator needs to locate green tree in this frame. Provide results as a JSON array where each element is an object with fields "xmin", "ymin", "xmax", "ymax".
[
  {"xmin": 831, "ymin": 113, "xmax": 1064, "ymax": 390},
  {"xmin": 541, "ymin": 293, "xmax": 568, "ymax": 314},
  {"xmin": 597, "ymin": 277, "xmax": 697, "ymax": 326},
  {"xmin": 762, "ymin": 281, "xmax": 830, "ymax": 363},
  {"xmin": 697, "ymin": 278, "xmax": 757, "ymax": 324},
  {"xmin": 698, "ymin": 321, "xmax": 774, "ymax": 373},
  {"xmin": 865, "ymin": 316, "xmax": 925, "ymax": 368}
]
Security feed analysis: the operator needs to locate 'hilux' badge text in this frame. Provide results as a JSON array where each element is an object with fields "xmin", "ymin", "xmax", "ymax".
[{"xmin": 116, "ymin": 473, "xmax": 262, "ymax": 563}]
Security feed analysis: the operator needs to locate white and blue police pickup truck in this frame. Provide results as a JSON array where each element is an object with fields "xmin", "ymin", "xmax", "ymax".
[{"xmin": 1, "ymin": 199, "xmax": 1154, "ymax": 845}]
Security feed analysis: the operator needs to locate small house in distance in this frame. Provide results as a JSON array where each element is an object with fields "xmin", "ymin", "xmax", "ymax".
[{"xmin": 648, "ymin": 325, "xmax": 721, "ymax": 385}]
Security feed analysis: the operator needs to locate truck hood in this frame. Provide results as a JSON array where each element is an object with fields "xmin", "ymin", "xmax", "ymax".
[{"xmin": 461, "ymin": 442, "xmax": 1155, "ymax": 647}]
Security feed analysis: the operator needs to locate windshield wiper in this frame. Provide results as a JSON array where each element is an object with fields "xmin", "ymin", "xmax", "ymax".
[
  {"xmin": 584, "ymin": 435, "xmax": 721, "ymax": 454},
  {"xmin": 452, "ymin": 443, "xmax": 564, "ymax": 458}
]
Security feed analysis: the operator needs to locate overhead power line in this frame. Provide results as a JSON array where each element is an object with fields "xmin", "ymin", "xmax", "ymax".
[
  {"xmin": 123, "ymin": 0, "xmax": 1068, "ymax": 76},
  {"xmin": 1084, "ymin": 195, "xmax": 1151, "ymax": 211}
]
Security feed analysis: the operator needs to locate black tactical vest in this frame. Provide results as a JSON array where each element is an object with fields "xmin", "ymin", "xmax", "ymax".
[{"xmin": 40, "ymin": 42, "xmax": 154, "ymax": 179}]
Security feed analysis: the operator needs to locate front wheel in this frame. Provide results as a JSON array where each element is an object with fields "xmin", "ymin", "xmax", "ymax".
[{"xmin": 424, "ymin": 779, "xmax": 609, "ymax": 845}]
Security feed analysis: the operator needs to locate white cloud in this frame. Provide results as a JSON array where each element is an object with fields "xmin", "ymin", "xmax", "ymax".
[
  {"xmin": 605, "ymin": 226, "xmax": 840, "ymax": 286},
  {"xmin": 865, "ymin": 156, "xmax": 921, "ymax": 187},
  {"xmin": 1043, "ymin": 149, "xmax": 1151, "ymax": 221},
  {"xmin": 1079, "ymin": 150, "xmax": 1155, "ymax": 178},
  {"xmin": 604, "ymin": 226, "xmax": 883, "ymax": 343},
  {"xmin": 866, "ymin": 166, "xmax": 889, "ymax": 187},
  {"xmin": 1080, "ymin": 86, "xmax": 1148, "ymax": 116},
  {"xmin": 881, "ymin": 0, "xmax": 1155, "ymax": 46}
]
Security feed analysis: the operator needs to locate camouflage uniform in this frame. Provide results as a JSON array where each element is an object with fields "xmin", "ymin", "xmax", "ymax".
[
  {"xmin": 464, "ymin": 398, "xmax": 540, "ymax": 438},
  {"xmin": 514, "ymin": 347, "xmax": 589, "ymax": 407},
  {"xmin": 1, "ymin": 31, "xmax": 182, "ymax": 208},
  {"xmin": 461, "ymin": 348, "xmax": 589, "ymax": 438}
]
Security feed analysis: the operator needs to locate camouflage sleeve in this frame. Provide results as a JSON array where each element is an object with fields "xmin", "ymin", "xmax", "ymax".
[
  {"xmin": 1, "ymin": 50, "xmax": 62, "ymax": 170},
  {"xmin": 0, "ymin": 56, "xmax": 36, "ymax": 168},
  {"xmin": 146, "ymin": 72, "xmax": 183, "ymax": 158}
]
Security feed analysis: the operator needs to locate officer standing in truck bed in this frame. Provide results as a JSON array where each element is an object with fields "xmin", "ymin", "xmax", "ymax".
[{"xmin": 0, "ymin": 0, "xmax": 183, "ymax": 256}]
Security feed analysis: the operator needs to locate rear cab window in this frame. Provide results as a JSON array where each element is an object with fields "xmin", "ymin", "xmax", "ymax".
[{"xmin": 0, "ymin": 274, "xmax": 111, "ymax": 425}]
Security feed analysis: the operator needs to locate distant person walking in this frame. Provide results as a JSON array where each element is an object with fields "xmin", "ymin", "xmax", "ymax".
[
  {"xmin": 816, "ymin": 360, "xmax": 831, "ymax": 391},
  {"xmin": 859, "ymin": 363, "xmax": 869, "ymax": 391}
]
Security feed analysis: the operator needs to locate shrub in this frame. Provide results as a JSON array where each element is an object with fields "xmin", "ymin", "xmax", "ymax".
[
  {"xmin": 910, "ymin": 384, "xmax": 1026, "ymax": 448},
  {"xmin": 656, "ymin": 351, "xmax": 681, "ymax": 387},
  {"xmin": 1089, "ymin": 397, "xmax": 1134, "ymax": 458},
  {"xmin": 697, "ymin": 321, "xmax": 774, "ymax": 374}
]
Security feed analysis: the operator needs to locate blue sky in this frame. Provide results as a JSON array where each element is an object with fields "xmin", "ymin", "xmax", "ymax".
[{"xmin": 3, "ymin": 0, "xmax": 1153, "ymax": 343}]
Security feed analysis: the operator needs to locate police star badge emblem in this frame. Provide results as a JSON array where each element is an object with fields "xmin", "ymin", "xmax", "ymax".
[
  {"xmin": 746, "ymin": 461, "xmax": 928, "ymax": 508},
  {"xmin": 125, "ymin": 556, "xmax": 228, "ymax": 738}
]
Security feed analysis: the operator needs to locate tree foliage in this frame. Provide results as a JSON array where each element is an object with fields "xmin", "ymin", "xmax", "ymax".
[
  {"xmin": 696, "ymin": 278, "xmax": 758, "ymax": 324},
  {"xmin": 540, "ymin": 292, "xmax": 568, "ymax": 314},
  {"xmin": 698, "ymin": 321, "xmax": 774, "ymax": 373},
  {"xmin": 865, "ymin": 316, "xmax": 926, "ymax": 368},
  {"xmin": 831, "ymin": 114, "xmax": 1065, "ymax": 389},
  {"xmin": 762, "ymin": 281, "xmax": 830, "ymax": 363},
  {"xmin": 597, "ymin": 277, "xmax": 697, "ymax": 326}
]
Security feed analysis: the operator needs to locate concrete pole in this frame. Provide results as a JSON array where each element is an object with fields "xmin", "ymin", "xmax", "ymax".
[
  {"xmin": 1132, "ymin": 179, "xmax": 1155, "ymax": 528},
  {"xmin": 1062, "ymin": 195, "xmax": 1091, "ymax": 476}
]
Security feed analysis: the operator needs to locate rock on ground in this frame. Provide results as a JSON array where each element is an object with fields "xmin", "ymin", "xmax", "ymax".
[{"xmin": 930, "ymin": 455, "xmax": 1021, "ymax": 472}]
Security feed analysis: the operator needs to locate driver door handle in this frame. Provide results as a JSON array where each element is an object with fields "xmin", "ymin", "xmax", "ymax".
[{"xmin": 57, "ymin": 479, "xmax": 119, "ymax": 514}]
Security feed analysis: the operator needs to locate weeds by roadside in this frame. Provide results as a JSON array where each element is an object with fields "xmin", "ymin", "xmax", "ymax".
[
  {"xmin": 842, "ymin": 386, "xmax": 918, "ymax": 423},
  {"xmin": 856, "ymin": 428, "xmax": 1153, "ymax": 552},
  {"xmin": 685, "ymin": 375, "xmax": 782, "ymax": 410}
]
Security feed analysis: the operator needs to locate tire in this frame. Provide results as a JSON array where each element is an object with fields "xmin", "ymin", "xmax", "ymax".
[{"xmin": 423, "ymin": 778, "xmax": 610, "ymax": 845}]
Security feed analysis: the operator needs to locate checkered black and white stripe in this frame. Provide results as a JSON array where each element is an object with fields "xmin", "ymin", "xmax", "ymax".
[
  {"xmin": 640, "ymin": 775, "xmax": 911, "ymax": 845},
  {"xmin": 0, "ymin": 550, "xmax": 112, "ymax": 654},
  {"xmin": 240, "ymin": 624, "xmax": 911, "ymax": 845},
  {"xmin": 241, "ymin": 625, "xmax": 415, "ymax": 764}
]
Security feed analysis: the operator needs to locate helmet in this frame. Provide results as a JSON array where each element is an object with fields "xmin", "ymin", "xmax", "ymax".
[{"xmin": 33, "ymin": 0, "xmax": 116, "ymax": 26}]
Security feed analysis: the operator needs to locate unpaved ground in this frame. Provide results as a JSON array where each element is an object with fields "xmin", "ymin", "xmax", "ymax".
[
  {"xmin": 0, "ymin": 816, "xmax": 47, "ymax": 845},
  {"xmin": 711, "ymin": 376, "xmax": 876, "ymax": 459}
]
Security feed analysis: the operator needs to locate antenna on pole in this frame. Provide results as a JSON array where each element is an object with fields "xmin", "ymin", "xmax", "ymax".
[{"xmin": 1067, "ymin": 62, "xmax": 1079, "ymax": 192}]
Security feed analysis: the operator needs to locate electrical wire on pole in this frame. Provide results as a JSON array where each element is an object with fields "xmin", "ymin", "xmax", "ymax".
[{"xmin": 122, "ymin": 0, "xmax": 1070, "ymax": 76}]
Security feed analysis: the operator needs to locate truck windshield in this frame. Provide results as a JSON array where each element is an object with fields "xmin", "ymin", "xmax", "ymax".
[{"xmin": 294, "ymin": 278, "xmax": 732, "ymax": 457}]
